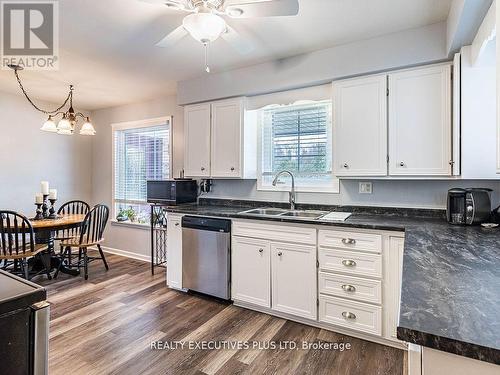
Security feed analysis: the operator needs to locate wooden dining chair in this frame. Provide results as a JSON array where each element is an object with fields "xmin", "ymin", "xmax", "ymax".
[
  {"xmin": 56, "ymin": 200, "xmax": 90, "ymax": 240},
  {"xmin": 0, "ymin": 211, "xmax": 48, "ymax": 280},
  {"xmin": 56, "ymin": 204, "xmax": 109, "ymax": 280}
]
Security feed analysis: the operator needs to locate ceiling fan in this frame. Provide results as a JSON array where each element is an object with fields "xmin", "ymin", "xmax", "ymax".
[{"xmin": 141, "ymin": 0, "xmax": 300, "ymax": 72}]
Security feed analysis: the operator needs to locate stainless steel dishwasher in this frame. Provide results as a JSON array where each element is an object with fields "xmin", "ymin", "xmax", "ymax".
[{"xmin": 181, "ymin": 216, "xmax": 231, "ymax": 300}]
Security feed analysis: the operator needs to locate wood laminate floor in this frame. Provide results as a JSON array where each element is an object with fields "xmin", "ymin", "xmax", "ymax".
[{"xmin": 37, "ymin": 252, "xmax": 405, "ymax": 375}]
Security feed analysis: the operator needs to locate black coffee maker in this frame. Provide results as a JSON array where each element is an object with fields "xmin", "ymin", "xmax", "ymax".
[{"xmin": 446, "ymin": 188, "xmax": 492, "ymax": 225}]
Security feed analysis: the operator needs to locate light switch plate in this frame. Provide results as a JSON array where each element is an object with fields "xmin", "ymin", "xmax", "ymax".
[{"xmin": 359, "ymin": 182, "xmax": 373, "ymax": 194}]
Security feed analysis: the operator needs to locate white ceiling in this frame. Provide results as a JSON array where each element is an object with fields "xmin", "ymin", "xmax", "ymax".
[{"xmin": 0, "ymin": 0, "xmax": 452, "ymax": 110}]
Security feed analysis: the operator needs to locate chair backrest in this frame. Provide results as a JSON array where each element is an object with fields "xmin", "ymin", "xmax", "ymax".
[
  {"xmin": 57, "ymin": 200, "xmax": 90, "ymax": 215},
  {"xmin": 79, "ymin": 204, "xmax": 109, "ymax": 245},
  {"xmin": 0, "ymin": 211, "xmax": 35, "ymax": 257},
  {"xmin": 57, "ymin": 200, "xmax": 90, "ymax": 239}
]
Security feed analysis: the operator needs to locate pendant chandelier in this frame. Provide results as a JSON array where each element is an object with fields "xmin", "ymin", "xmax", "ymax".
[{"xmin": 8, "ymin": 64, "xmax": 96, "ymax": 136}]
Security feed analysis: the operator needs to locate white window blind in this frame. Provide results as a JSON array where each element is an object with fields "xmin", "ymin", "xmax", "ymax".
[
  {"xmin": 113, "ymin": 121, "xmax": 170, "ymax": 223},
  {"xmin": 259, "ymin": 100, "xmax": 336, "ymax": 191}
]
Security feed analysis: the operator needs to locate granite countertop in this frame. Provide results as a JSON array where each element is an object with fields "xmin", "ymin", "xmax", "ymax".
[{"xmin": 163, "ymin": 200, "xmax": 500, "ymax": 365}]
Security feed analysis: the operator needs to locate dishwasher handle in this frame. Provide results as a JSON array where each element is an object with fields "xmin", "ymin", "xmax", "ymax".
[{"xmin": 181, "ymin": 216, "xmax": 231, "ymax": 233}]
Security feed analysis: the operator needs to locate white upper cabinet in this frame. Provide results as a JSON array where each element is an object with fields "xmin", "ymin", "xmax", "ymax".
[
  {"xmin": 388, "ymin": 64, "xmax": 452, "ymax": 176},
  {"xmin": 184, "ymin": 103, "xmax": 211, "ymax": 177},
  {"xmin": 211, "ymin": 98, "xmax": 243, "ymax": 178},
  {"xmin": 184, "ymin": 97, "xmax": 256, "ymax": 179},
  {"xmin": 333, "ymin": 75, "xmax": 388, "ymax": 176}
]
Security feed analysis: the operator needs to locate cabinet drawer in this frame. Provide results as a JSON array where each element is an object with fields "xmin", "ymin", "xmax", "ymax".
[
  {"xmin": 319, "ymin": 248, "xmax": 382, "ymax": 278},
  {"xmin": 232, "ymin": 220, "xmax": 316, "ymax": 245},
  {"xmin": 318, "ymin": 229, "xmax": 382, "ymax": 253},
  {"xmin": 319, "ymin": 272, "xmax": 382, "ymax": 304},
  {"xmin": 319, "ymin": 295, "xmax": 382, "ymax": 336}
]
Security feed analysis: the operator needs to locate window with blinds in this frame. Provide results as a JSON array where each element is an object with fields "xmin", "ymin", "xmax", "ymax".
[
  {"xmin": 113, "ymin": 122, "xmax": 170, "ymax": 224},
  {"xmin": 259, "ymin": 100, "xmax": 336, "ymax": 190}
]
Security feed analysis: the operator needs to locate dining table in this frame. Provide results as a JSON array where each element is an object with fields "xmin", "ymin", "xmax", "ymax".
[{"xmin": 29, "ymin": 214, "xmax": 86, "ymax": 279}]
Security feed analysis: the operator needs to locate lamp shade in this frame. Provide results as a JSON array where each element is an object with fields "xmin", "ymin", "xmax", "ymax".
[
  {"xmin": 80, "ymin": 119, "xmax": 96, "ymax": 135},
  {"xmin": 40, "ymin": 116, "xmax": 57, "ymax": 132},
  {"xmin": 182, "ymin": 13, "xmax": 226, "ymax": 43},
  {"xmin": 57, "ymin": 116, "xmax": 72, "ymax": 132}
]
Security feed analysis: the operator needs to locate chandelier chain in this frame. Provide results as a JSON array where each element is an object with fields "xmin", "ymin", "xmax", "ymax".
[{"xmin": 14, "ymin": 69, "xmax": 72, "ymax": 115}]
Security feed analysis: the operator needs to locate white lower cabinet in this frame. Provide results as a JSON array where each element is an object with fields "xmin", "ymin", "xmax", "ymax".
[
  {"xmin": 231, "ymin": 221, "xmax": 404, "ymax": 348},
  {"xmin": 231, "ymin": 237, "xmax": 271, "ymax": 308},
  {"xmin": 231, "ymin": 221, "xmax": 317, "ymax": 320},
  {"xmin": 271, "ymin": 242, "xmax": 317, "ymax": 319},
  {"xmin": 166, "ymin": 213, "xmax": 183, "ymax": 290}
]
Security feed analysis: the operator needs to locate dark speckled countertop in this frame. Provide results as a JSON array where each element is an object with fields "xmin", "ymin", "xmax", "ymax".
[{"xmin": 163, "ymin": 199, "xmax": 500, "ymax": 365}]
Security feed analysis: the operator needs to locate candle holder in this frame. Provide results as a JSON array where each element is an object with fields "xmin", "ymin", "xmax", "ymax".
[
  {"xmin": 34, "ymin": 203, "xmax": 43, "ymax": 220},
  {"xmin": 48, "ymin": 198, "xmax": 58, "ymax": 219},
  {"xmin": 42, "ymin": 194, "xmax": 49, "ymax": 218}
]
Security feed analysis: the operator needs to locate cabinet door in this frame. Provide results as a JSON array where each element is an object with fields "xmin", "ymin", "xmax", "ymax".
[
  {"xmin": 184, "ymin": 103, "xmax": 211, "ymax": 177},
  {"xmin": 211, "ymin": 98, "xmax": 243, "ymax": 178},
  {"xmin": 271, "ymin": 242, "xmax": 317, "ymax": 319},
  {"xmin": 166, "ymin": 214, "xmax": 183, "ymax": 289},
  {"xmin": 333, "ymin": 75, "xmax": 388, "ymax": 176},
  {"xmin": 232, "ymin": 236, "xmax": 271, "ymax": 308},
  {"xmin": 389, "ymin": 65, "xmax": 452, "ymax": 175}
]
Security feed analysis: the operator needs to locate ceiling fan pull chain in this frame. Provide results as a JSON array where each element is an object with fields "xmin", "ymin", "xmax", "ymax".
[{"xmin": 204, "ymin": 41, "xmax": 210, "ymax": 73}]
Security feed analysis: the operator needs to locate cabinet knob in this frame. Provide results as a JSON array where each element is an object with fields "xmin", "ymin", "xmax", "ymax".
[
  {"xmin": 343, "ymin": 163, "xmax": 349, "ymax": 168},
  {"xmin": 277, "ymin": 251, "xmax": 283, "ymax": 256},
  {"xmin": 174, "ymin": 222, "xmax": 180, "ymax": 227},
  {"xmin": 258, "ymin": 248, "xmax": 264, "ymax": 253},
  {"xmin": 449, "ymin": 160, "xmax": 455, "ymax": 166},
  {"xmin": 342, "ymin": 311, "xmax": 356, "ymax": 320},
  {"xmin": 341, "ymin": 238, "xmax": 356, "ymax": 245},
  {"xmin": 230, "ymin": 167, "xmax": 235, "ymax": 171},
  {"xmin": 201, "ymin": 167, "xmax": 205, "ymax": 171},
  {"xmin": 341, "ymin": 284, "xmax": 356, "ymax": 292},
  {"xmin": 342, "ymin": 259, "xmax": 356, "ymax": 267},
  {"xmin": 399, "ymin": 161, "xmax": 405, "ymax": 167}
]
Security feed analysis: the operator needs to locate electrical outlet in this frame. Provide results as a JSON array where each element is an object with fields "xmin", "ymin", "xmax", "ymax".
[{"xmin": 359, "ymin": 182, "xmax": 372, "ymax": 194}]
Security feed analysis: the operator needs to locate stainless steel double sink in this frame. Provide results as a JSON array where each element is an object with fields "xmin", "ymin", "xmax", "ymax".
[{"xmin": 238, "ymin": 207, "xmax": 330, "ymax": 220}]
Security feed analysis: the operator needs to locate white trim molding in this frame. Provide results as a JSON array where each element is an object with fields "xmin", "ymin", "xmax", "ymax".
[{"xmin": 90, "ymin": 245, "xmax": 150, "ymax": 263}]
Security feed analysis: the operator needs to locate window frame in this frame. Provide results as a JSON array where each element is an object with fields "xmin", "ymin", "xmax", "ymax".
[
  {"xmin": 111, "ymin": 116, "xmax": 173, "ymax": 224},
  {"xmin": 256, "ymin": 101, "xmax": 339, "ymax": 194}
]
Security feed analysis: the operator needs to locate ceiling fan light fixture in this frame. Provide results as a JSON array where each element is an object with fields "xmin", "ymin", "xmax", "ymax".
[
  {"xmin": 182, "ymin": 12, "xmax": 226, "ymax": 43},
  {"xmin": 226, "ymin": 7, "xmax": 243, "ymax": 17}
]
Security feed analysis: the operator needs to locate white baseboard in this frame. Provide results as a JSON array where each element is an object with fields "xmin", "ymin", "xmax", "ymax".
[{"xmin": 89, "ymin": 245, "xmax": 150, "ymax": 263}]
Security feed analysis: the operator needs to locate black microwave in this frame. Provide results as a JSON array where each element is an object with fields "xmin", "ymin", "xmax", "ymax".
[{"xmin": 147, "ymin": 179, "xmax": 198, "ymax": 205}]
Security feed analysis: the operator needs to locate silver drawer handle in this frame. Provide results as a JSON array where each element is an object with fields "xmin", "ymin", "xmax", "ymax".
[
  {"xmin": 342, "ymin": 311, "xmax": 356, "ymax": 320},
  {"xmin": 258, "ymin": 248, "xmax": 264, "ymax": 253},
  {"xmin": 277, "ymin": 251, "xmax": 283, "ymax": 256},
  {"xmin": 341, "ymin": 238, "xmax": 356, "ymax": 245},
  {"xmin": 341, "ymin": 284, "xmax": 356, "ymax": 292},
  {"xmin": 342, "ymin": 259, "xmax": 356, "ymax": 267}
]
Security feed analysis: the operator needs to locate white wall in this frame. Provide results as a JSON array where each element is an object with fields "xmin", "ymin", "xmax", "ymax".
[
  {"xmin": 90, "ymin": 95, "xmax": 183, "ymax": 259},
  {"xmin": 178, "ymin": 22, "xmax": 448, "ymax": 105},
  {"xmin": 205, "ymin": 179, "xmax": 500, "ymax": 210},
  {"xmin": 0, "ymin": 90, "xmax": 92, "ymax": 216}
]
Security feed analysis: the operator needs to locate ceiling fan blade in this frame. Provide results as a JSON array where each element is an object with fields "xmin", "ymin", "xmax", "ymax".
[
  {"xmin": 224, "ymin": 0, "xmax": 299, "ymax": 18},
  {"xmin": 156, "ymin": 25, "xmax": 188, "ymax": 48},
  {"xmin": 139, "ymin": 0, "xmax": 190, "ymax": 11},
  {"xmin": 221, "ymin": 26, "xmax": 254, "ymax": 54}
]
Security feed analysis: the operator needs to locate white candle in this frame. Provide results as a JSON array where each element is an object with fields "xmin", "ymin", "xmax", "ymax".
[
  {"xmin": 49, "ymin": 189, "xmax": 57, "ymax": 200},
  {"xmin": 41, "ymin": 181, "xmax": 49, "ymax": 195},
  {"xmin": 35, "ymin": 193, "xmax": 43, "ymax": 204}
]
